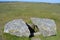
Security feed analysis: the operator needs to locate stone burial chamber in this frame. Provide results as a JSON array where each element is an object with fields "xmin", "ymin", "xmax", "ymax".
[
  {"xmin": 30, "ymin": 18, "xmax": 57, "ymax": 37},
  {"xmin": 4, "ymin": 18, "xmax": 57, "ymax": 37},
  {"xmin": 4, "ymin": 19, "xmax": 30, "ymax": 37}
]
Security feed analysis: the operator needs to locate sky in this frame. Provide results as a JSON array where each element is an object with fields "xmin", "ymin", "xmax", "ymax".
[{"xmin": 0, "ymin": 0, "xmax": 60, "ymax": 3}]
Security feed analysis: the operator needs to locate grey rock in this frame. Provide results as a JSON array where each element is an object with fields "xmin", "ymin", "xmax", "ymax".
[
  {"xmin": 34, "ymin": 32, "xmax": 41, "ymax": 36},
  {"xmin": 31, "ymin": 18, "xmax": 57, "ymax": 37},
  {"xmin": 4, "ymin": 19, "xmax": 30, "ymax": 37}
]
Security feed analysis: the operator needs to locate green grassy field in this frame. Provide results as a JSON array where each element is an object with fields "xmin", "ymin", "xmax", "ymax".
[{"xmin": 0, "ymin": 2, "xmax": 60, "ymax": 40}]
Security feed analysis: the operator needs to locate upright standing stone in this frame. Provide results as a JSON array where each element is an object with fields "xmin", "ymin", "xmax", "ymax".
[
  {"xmin": 4, "ymin": 19, "xmax": 30, "ymax": 37},
  {"xmin": 31, "ymin": 18, "xmax": 57, "ymax": 37}
]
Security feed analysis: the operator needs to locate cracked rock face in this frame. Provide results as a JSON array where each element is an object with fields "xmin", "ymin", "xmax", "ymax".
[
  {"xmin": 4, "ymin": 19, "xmax": 30, "ymax": 37},
  {"xmin": 31, "ymin": 18, "xmax": 57, "ymax": 37}
]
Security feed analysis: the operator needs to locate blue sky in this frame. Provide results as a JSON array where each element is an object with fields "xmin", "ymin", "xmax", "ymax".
[{"xmin": 0, "ymin": 0, "xmax": 60, "ymax": 3}]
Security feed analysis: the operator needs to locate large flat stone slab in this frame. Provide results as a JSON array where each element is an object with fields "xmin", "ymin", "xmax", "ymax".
[
  {"xmin": 31, "ymin": 18, "xmax": 57, "ymax": 37},
  {"xmin": 4, "ymin": 19, "xmax": 30, "ymax": 37}
]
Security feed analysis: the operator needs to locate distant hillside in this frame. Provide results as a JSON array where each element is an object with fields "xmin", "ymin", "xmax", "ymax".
[
  {"xmin": 0, "ymin": 2, "xmax": 60, "ymax": 21},
  {"xmin": 0, "ymin": 2, "xmax": 60, "ymax": 14}
]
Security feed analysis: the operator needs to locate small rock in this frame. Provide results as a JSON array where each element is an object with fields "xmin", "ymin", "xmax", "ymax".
[
  {"xmin": 31, "ymin": 37, "xmax": 41, "ymax": 40},
  {"xmin": 34, "ymin": 32, "xmax": 41, "ymax": 36}
]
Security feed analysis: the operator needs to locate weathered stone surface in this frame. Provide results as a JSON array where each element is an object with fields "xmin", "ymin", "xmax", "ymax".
[
  {"xmin": 4, "ymin": 19, "xmax": 30, "ymax": 37},
  {"xmin": 31, "ymin": 18, "xmax": 57, "ymax": 37}
]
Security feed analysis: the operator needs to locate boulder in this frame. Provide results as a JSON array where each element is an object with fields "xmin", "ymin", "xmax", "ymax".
[
  {"xmin": 31, "ymin": 18, "xmax": 57, "ymax": 37},
  {"xmin": 4, "ymin": 19, "xmax": 30, "ymax": 37}
]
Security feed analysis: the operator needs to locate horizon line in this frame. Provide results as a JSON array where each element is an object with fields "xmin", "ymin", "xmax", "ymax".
[{"xmin": 0, "ymin": 1, "xmax": 60, "ymax": 3}]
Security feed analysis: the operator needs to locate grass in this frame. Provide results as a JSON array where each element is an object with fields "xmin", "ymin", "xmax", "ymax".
[
  {"xmin": 0, "ymin": 2, "xmax": 60, "ymax": 40},
  {"xmin": 3, "ymin": 33, "xmax": 30, "ymax": 40}
]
